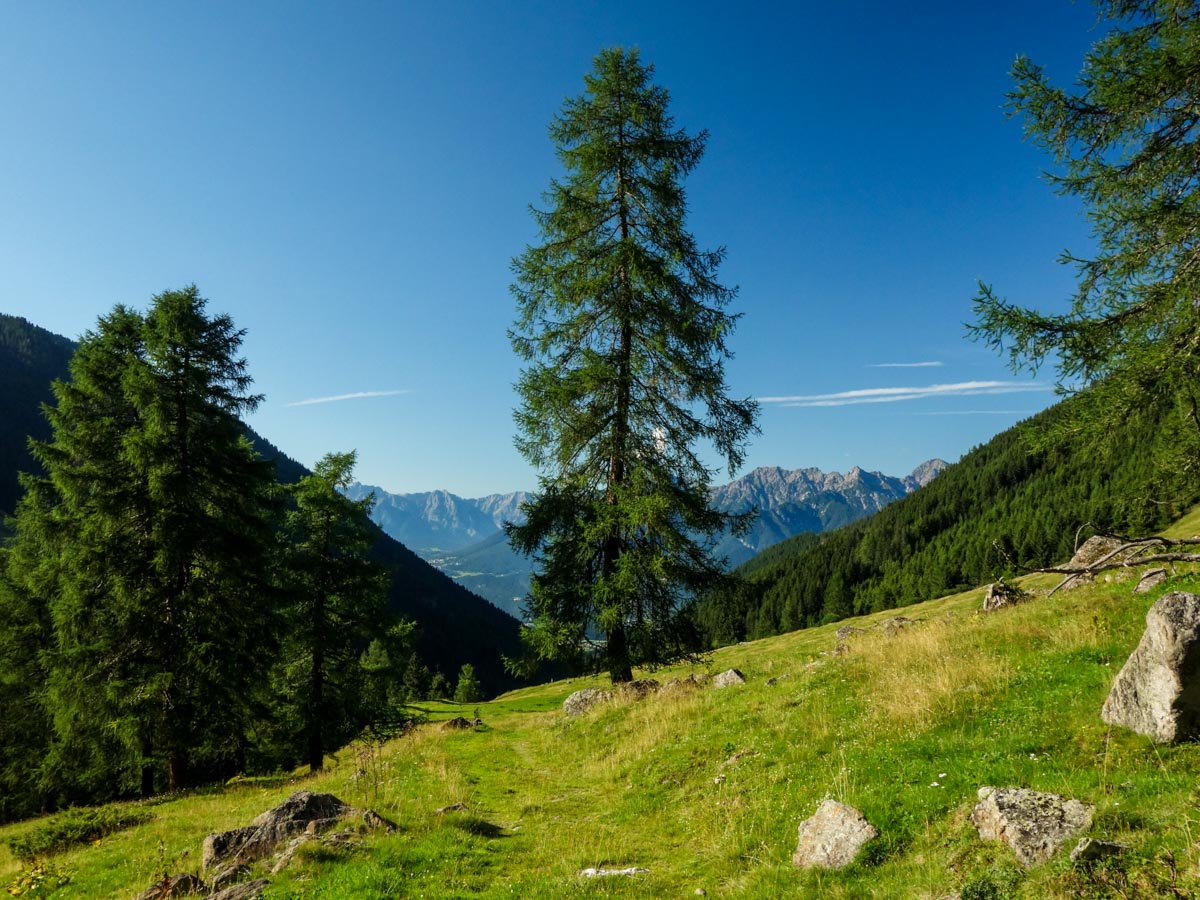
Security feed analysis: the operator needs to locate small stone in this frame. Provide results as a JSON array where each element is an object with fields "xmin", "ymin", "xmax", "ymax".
[
  {"xmin": 713, "ymin": 668, "xmax": 746, "ymax": 688},
  {"xmin": 835, "ymin": 625, "xmax": 866, "ymax": 642},
  {"xmin": 435, "ymin": 802, "xmax": 467, "ymax": 815},
  {"xmin": 578, "ymin": 867, "xmax": 649, "ymax": 877},
  {"xmin": 617, "ymin": 678, "xmax": 660, "ymax": 699},
  {"xmin": 879, "ymin": 616, "xmax": 915, "ymax": 635},
  {"xmin": 983, "ymin": 580, "xmax": 1028, "ymax": 612},
  {"xmin": 661, "ymin": 674, "xmax": 706, "ymax": 695},
  {"xmin": 204, "ymin": 879, "xmax": 270, "ymax": 900},
  {"xmin": 791, "ymin": 799, "xmax": 878, "ymax": 869},
  {"xmin": 207, "ymin": 865, "xmax": 249, "ymax": 892},
  {"xmin": 362, "ymin": 809, "xmax": 397, "ymax": 832},
  {"xmin": 1070, "ymin": 837, "xmax": 1128, "ymax": 862},
  {"xmin": 971, "ymin": 786, "xmax": 1094, "ymax": 867},
  {"xmin": 1134, "ymin": 568, "xmax": 1168, "ymax": 595},
  {"xmin": 695, "ymin": 890, "xmax": 706, "ymax": 896},
  {"xmin": 132, "ymin": 873, "xmax": 205, "ymax": 900},
  {"xmin": 765, "ymin": 677, "xmax": 778, "ymax": 686},
  {"xmin": 562, "ymin": 687, "xmax": 613, "ymax": 716}
]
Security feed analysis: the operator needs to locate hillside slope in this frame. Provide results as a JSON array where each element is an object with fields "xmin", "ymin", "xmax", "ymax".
[
  {"xmin": 5, "ymin": 510, "xmax": 1198, "ymax": 898},
  {"xmin": 0, "ymin": 313, "xmax": 523, "ymax": 693},
  {"xmin": 701, "ymin": 395, "xmax": 1197, "ymax": 643}
]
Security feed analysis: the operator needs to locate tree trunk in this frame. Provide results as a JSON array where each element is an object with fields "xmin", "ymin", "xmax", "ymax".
[
  {"xmin": 140, "ymin": 734, "xmax": 155, "ymax": 797},
  {"xmin": 167, "ymin": 749, "xmax": 186, "ymax": 793},
  {"xmin": 308, "ymin": 636, "xmax": 325, "ymax": 772},
  {"xmin": 607, "ymin": 622, "xmax": 633, "ymax": 683}
]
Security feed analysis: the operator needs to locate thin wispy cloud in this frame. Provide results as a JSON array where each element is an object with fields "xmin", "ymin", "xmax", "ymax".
[
  {"xmin": 912, "ymin": 409, "xmax": 1032, "ymax": 416},
  {"xmin": 759, "ymin": 381, "xmax": 1051, "ymax": 408},
  {"xmin": 866, "ymin": 361, "xmax": 944, "ymax": 368},
  {"xmin": 285, "ymin": 389, "xmax": 410, "ymax": 408}
]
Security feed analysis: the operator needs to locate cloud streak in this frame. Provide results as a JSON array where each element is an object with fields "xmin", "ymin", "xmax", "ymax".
[
  {"xmin": 866, "ymin": 361, "xmax": 944, "ymax": 368},
  {"xmin": 912, "ymin": 409, "xmax": 1032, "ymax": 416},
  {"xmin": 285, "ymin": 389, "xmax": 410, "ymax": 408},
  {"xmin": 759, "ymin": 381, "xmax": 1050, "ymax": 408}
]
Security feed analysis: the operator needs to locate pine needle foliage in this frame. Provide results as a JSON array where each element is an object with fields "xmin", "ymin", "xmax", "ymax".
[
  {"xmin": 280, "ymin": 450, "xmax": 388, "ymax": 772},
  {"xmin": 970, "ymin": 0, "xmax": 1200, "ymax": 473},
  {"xmin": 6, "ymin": 287, "xmax": 280, "ymax": 798},
  {"xmin": 508, "ymin": 47, "xmax": 758, "ymax": 682}
]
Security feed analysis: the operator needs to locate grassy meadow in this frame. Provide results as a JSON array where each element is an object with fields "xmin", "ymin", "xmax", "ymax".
[{"xmin": 5, "ymin": 511, "xmax": 1200, "ymax": 898}]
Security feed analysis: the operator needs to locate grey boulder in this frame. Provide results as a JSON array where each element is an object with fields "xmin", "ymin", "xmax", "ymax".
[
  {"xmin": 971, "ymin": 786, "xmax": 1093, "ymax": 867},
  {"xmin": 791, "ymin": 799, "xmax": 878, "ymax": 869},
  {"xmin": 1102, "ymin": 591, "xmax": 1200, "ymax": 743}
]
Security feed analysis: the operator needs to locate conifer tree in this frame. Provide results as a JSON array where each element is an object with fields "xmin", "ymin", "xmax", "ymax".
[
  {"xmin": 509, "ymin": 48, "xmax": 758, "ymax": 682},
  {"xmin": 453, "ymin": 663, "xmax": 483, "ymax": 704},
  {"xmin": 971, "ymin": 1, "xmax": 1200, "ymax": 475},
  {"xmin": 403, "ymin": 654, "xmax": 431, "ymax": 702},
  {"xmin": 428, "ymin": 672, "xmax": 450, "ymax": 701},
  {"xmin": 10, "ymin": 288, "xmax": 280, "ymax": 795},
  {"xmin": 281, "ymin": 450, "xmax": 387, "ymax": 772}
]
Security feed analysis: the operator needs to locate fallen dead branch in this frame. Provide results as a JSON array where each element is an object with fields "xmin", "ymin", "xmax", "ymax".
[{"xmin": 995, "ymin": 534, "xmax": 1200, "ymax": 597}]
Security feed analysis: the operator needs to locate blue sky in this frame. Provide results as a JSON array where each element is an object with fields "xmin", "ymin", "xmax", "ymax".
[{"xmin": 1, "ymin": 2, "xmax": 1104, "ymax": 496}]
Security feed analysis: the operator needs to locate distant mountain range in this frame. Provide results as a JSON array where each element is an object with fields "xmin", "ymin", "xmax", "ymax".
[
  {"xmin": 348, "ymin": 459, "xmax": 947, "ymax": 618},
  {"xmin": 341, "ymin": 485, "xmax": 529, "ymax": 553}
]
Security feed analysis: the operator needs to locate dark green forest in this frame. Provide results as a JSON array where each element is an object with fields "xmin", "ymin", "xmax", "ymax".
[
  {"xmin": 0, "ymin": 305, "xmax": 525, "ymax": 823},
  {"xmin": 697, "ymin": 396, "xmax": 1199, "ymax": 644}
]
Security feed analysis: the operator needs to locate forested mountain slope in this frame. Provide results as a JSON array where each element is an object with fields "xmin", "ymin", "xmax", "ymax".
[
  {"xmin": 0, "ymin": 316, "xmax": 76, "ymax": 516},
  {"xmin": 698, "ymin": 395, "xmax": 1198, "ymax": 644},
  {"xmin": 0, "ymin": 313, "xmax": 523, "ymax": 693}
]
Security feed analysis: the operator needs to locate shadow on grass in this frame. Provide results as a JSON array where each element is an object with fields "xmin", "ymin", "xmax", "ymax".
[{"xmin": 454, "ymin": 817, "xmax": 508, "ymax": 839}]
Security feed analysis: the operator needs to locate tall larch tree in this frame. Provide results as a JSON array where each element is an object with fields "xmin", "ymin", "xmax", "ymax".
[
  {"xmin": 281, "ymin": 450, "xmax": 387, "ymax": 772},
  {"xmin": 12, "ymin": 287, "xmax": 280, "ymax": 796},
  {"xmin": 971, "ymin": 0, "xmax": 1200, "ymax": 482},
  {"xmin": 508, "ymin": 47, "xmax": 758, "ymax": 683}
]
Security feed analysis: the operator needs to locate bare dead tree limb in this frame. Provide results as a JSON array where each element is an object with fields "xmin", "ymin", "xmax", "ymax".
[{"xmin": 1001, "ymin": 533, "xmax": 1200, "ymax": 596}]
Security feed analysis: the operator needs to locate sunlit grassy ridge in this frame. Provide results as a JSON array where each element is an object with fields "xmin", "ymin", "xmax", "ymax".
[{"xmin": 5, "ymin": 511, "xmax": 1200, "ymax": 898}]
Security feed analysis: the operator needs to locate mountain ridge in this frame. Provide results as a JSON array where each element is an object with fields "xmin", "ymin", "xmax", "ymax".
[{"xmin": 354, "ymin": 459, "xmax": 947, "ymax": 616}]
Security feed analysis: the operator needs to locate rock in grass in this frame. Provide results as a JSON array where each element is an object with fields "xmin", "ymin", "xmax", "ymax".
[
  {"xmin": 579, "ymin": 866, "xmax": 649, "ymax": 877},
  {"xmin": 133, "ymin": 873, "xmax": 205, "ymax": 899},
  {"xmin": 361, "ymin": 809, "xmax": 397, "ymax": 832},
  {"xmin": 442, "ymin": 716, "xmax": 474, "ymax": 730},
  {"xmin": 970, "ymin": 786, "xmax": 1093, "ymax": 867},
  {"xmin": 1133, "ymin": 568, "xmax": 1168, "ymax": 594},
  {"xmin": 661, "ymin": 674, "xmax": 707, "ymax": 695},
  {"xmin": 713, "ymin": 669, "xmax": 746, "ymax": 688},
  {"xmin": 207, "ymin": 865, "xmax": 250, "ymax": 892},
  {"xmin": 791, "ymin": 799, "xmax": 878, "ymax": 869},
  {"xmin": 879, "ymin": 616, "xmax": 915, "ymax": 635},
  {"xmin": 1102, "ymin": 591, "xmax": 1200, "ymax": 743},
  {"xmin": 617, "ymin": 678, "xmax": 660, "ymax": 699},
  {"xmin": 1069, "ymin": 536, "xmax": 1130, "ymax": 569},
  {"xmin": 203, "ymin": 879, "xmax": 270, "ymax": 900},
  {"xmin": 983, "ymin": 580, "xmax": 1028, "ymax": 612},
  {"xmin": 1070, "ymin": 837, "xmax": 1127, "ymax": 862},
  {"xmin": 202, "ymin": 791, "xmax": 349, "ymax": 871},
  {"xmin": 562, "ymin": 687, "xmax": 613, "ymax": 716}
]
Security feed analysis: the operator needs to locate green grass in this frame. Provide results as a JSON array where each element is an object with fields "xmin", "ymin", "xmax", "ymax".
[
  {"xmin": 5, "ymin": 514, "xmax": 1200, "ymax": 898},
  {"xmin": 4, "ymin": 806, "xmax": 154, "ymax": 862}
]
